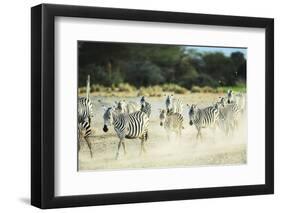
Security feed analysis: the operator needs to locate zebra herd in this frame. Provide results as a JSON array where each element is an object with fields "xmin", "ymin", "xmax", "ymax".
[{"xmin": 78, "ymin": 77, "xmax": 246, "ymax": 159}]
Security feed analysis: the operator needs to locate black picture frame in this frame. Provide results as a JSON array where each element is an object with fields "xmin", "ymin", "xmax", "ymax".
[{"xmin": 31, "ymin": 3, "xmax": 274, "ymax": 209}]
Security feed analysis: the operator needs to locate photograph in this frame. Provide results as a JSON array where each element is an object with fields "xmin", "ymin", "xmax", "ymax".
[{"xmin": 77, "ymin": 41, "xmax": 247, "ymax": 171}]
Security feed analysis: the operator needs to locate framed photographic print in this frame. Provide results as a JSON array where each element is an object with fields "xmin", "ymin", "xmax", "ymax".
[{"xmin": 31, "ymin": 3, "xmax": 274, "ymax": 209}]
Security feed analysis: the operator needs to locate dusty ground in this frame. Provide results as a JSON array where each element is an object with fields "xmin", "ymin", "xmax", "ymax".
[{"xmin": 78, "ymin": 93, "xmax": 247, "ymax": 171}]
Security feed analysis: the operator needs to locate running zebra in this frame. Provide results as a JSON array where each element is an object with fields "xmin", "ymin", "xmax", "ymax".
[
  {"xmin": 78, "ymin": 120, "xmax": 93, "ymax": 158},
  {"xmin": 217, "ymin": 97, "xmax": 241, "ymax": 132},
  {"xmin": 103, "ymin": 107, "xmax": 149, "ymax": 159},
  {"xmin": 159, "ymin": 109, "xmax": 184, "ymax": 141},
  {"xmin": 165, "ymin": 94, "xmax": 184, "ymax": 114},
  {"xmin": 227, "ymin": 90, "xmax": 246, "ymax": 113},
  {"xmin": 140, "ymin": 96, "xmax": 152, "ymax": 118},
  {"xmin": 78, "ymin": 75, "xmax": 93, "ymax": 124},
  {"xmin": 115, "ymin": 100, "xmax": 140, "ymax": 114},
  {"xmin": 187, "ymin": 103, "xmax": 221, "ymax": 139}
]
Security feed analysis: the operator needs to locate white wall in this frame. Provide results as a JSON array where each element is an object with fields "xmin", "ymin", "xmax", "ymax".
[{"xmin": 0, "ymin": 0, "xmax": 279, "ymax": 212}]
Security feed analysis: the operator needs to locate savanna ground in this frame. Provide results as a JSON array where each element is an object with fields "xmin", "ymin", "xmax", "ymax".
[{"xmin": 78, "ymin": 92, "xmax": 247, "ymax": 171}]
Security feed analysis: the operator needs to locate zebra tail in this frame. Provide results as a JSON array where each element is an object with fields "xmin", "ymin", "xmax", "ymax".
[{"xmin": 86, "ymin": 75, "xmax": 90, "ymax": 99}]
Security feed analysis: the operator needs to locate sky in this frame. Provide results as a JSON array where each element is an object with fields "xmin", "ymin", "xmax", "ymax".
[{"xmin": 185, "ymin": 46, "xmax": 247, "ymax": 58}]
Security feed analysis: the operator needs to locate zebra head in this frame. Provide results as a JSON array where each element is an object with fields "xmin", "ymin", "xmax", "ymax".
[
  {"xmin": 140, "ymin": 96, "xmax": 146, "ymax": 108},
  {"xmin": 159, "ymin": 109, "xmax": 167, "ymax": 127},
  {"xmin": 227, "ymin": 89, "xmax": 234, "ymax": 104},
  {"xmin": 187, "ymin": 104, "xmax": 198, "ymax": 126},
  {"xmin": 218, "ymin": 97, "xmax": 226, "ymax": 107},
  {"xmin": 103, "ymin": 107, "xmax": 114, "ymax": 132},
  {"xmin": 116, "ymin": 100, "xmax": 126, "ymax": 113},
  {"xmin": 165, "ymin": 94, "xmax": 174, "ymax": 113}
]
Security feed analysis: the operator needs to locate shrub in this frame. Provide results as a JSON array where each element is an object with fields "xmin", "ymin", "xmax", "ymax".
[
  {"xmin": 201, "ymin": 86, "xmax": 216, "ymax": 93},
  {"xmin": 117, "ymin": 83, "xmax": 136, "ymax": 92},
  {"xmin": 138, "ymin": 85, "xmax": 163, "ymax": 97},
  {"xmin": 162, "ymin": 83, "xmax": 188, "ymax": 94},
  {"xmin": 78, "ymin": 87, "xmax": 87, "ymax": 94},
  {"xmin": 90, "ymin": 84, "xmax": 111, "ymax": 92},
  {"xmin": 215, "ymin": 87, "xmax": 226, "ymax": 93},
  {"xmin": 191, "ymin": 86, "xmax": 201, "ymax": 93}
]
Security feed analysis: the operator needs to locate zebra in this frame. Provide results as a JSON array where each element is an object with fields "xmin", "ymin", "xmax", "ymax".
[
  {"xmin": 159, "ymin": 109, "xmax": 184, "ymax": 141},
  {"xmin": 187, "ymin": 103, "xmax": 221, "ymax": 140},
  {"xmin": 217, "ymin": 97, "xmax": 241, "ymax": 132},
  {"xmin": 227, "ymin": 90, "xmax": 246, "ymax": 112},
  {"xmin": 103, "ymin": 107, "xmax": 149, "ymax": 159},
  {"xmin": 78, "ymin": 119, "xmax": 93, "ymax": 158},
  {"xmin": 115, "ymin": 100, "xmax": 140, "ymax": 114},
  {"xmin": 165, "ymin": 94, "xmax": 184, "ymax": 114},
  {"xmin": 78, "ymin": 75, "xmax": 93, "ymax": 124},
  {"xmin": 78, "ymin": 98, "xmax": 94, "ymax": 124},
  {"xmin": 140, "ymin": 96, "xmax": 152, "ymax": 118}
]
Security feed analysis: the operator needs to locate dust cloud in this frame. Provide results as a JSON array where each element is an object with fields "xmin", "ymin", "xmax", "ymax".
[{"xmin": 78, "ymin": 94, "xmax": 247, "ymax": 171}]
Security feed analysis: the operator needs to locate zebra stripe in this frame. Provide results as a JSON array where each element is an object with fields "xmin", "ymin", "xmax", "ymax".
[
  {"xmin": 165, "ymin": 95, "xmax": 183, "ymax": 114},
  {"xmin": 140, "ymin": 96, "xmax": 152, "ymax": 118},
  {"xmin": 78, "ymin": 120, "xmax": 93, "ymax": 157},
  {"xmin": 159, "ymin": 109, "xmax": 184, "ymax": 140},
  {"xmin": 78, "ymin": 75, "xmax": 93, "ymax": 124},
  {"xmin": 103, "ymin": 108, "xmax": 149, "ymax": 159},
  {"xmin": 227, "ymin": 90, "xmax": 246, "ymax": 112},
  {"xmin": 187, "ymin": 104, "xmax": 220, "ymax": 139},
  {"xmin": 217, "ymin": 97, "xmax": 241, "ymax": 133},
  {"xmin": 78, "ymin": 97, "xmax": 94, "ymax": 124}
]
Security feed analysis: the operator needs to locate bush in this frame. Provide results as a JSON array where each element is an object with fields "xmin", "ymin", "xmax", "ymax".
[
  {"xmin": 90, "ymin": 84, "xmax": 111, "ymax": 92},
  {"xmin": 138, "ymin": 86, "xmax": 163, "ymax": 97},
  {"xmin": 162, "ymin": 83, "xmax": 188, "ymax": 94},
  {"xmin": 215, "ymin": 87, "xmax": 226, "ymax": 93},
  {"xmin": 117, "ymin": 83, "xmax": 136, "ymax": 92},
  {"xmin": 78, "ymin": 87, "xmax": 87, "ymax": 94},
  {"xmin": 191, "ymin": 86, "xmax": 201, "ymax": 93},
  {"xmin": 201, "ymin": 86, "xmax": 216, "ymax": 93}
]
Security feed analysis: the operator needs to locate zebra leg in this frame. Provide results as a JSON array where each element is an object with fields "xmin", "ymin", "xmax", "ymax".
[
  {"xmin": 115, "ymin": 139, "xmax": 123, "ymax": 160},
  {"xmin": 196, "ymin": 127, "xmax": 201, "ymax": 141},
  {"xmin": 84, "ymin": 137, "xmax": 93, "ymax": 158},
  {"xmin": 197, "ymin": 128, "xmax": 203, "ymax": 141},
  {"xmin": 140, "ymin": 137, "xmax": 147, "ymax": 155},
  {"xmin": 122, "ymin": 141, "xmax": 127, "ymax": 155}
]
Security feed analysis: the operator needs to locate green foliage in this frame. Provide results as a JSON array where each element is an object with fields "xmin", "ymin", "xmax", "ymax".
[
  {"xmin": 216, "ymin": 84, "xmax": 246, "ymax": 93},
  {"xmin": 124, "ymin": 61, "xmax": 164, "ymax": 87},
  {"xmin": 78, "ymin": 42, "xmax": 246, "ymax": 90}
]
